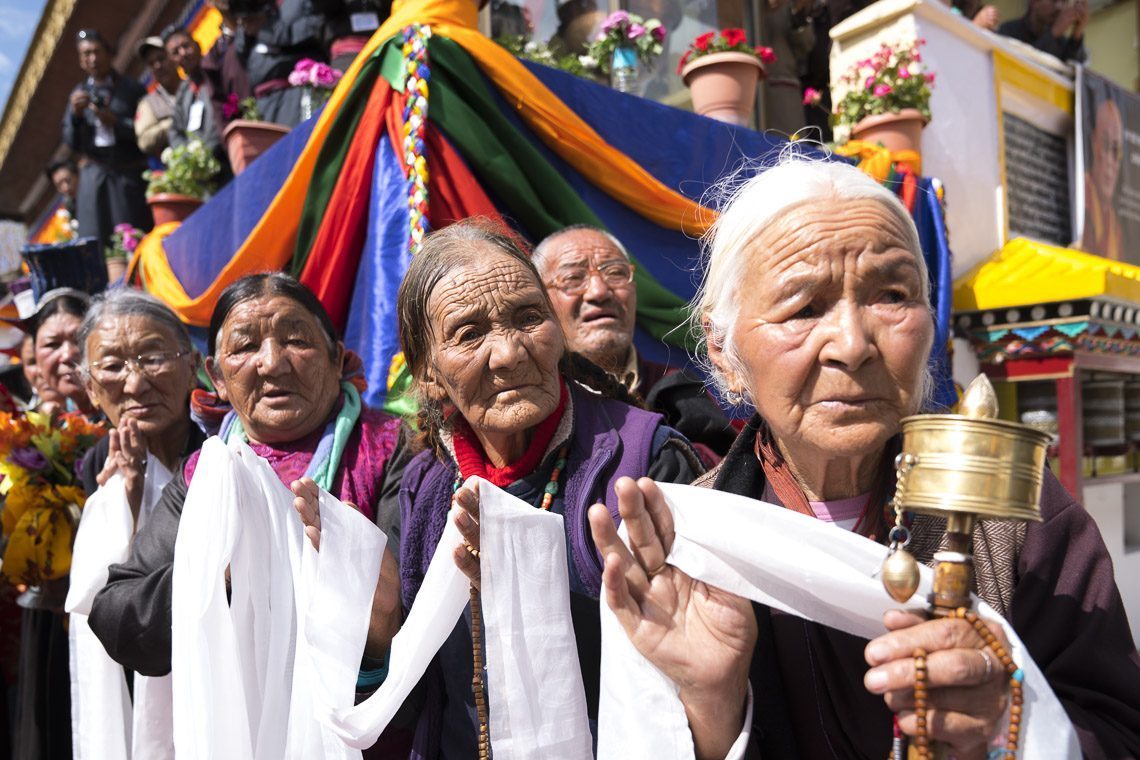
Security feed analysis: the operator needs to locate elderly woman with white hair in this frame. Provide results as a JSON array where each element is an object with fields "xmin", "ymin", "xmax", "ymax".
[{"xmin": 590, "ymin": 157, "xmax": 1140, "ymax": 758}]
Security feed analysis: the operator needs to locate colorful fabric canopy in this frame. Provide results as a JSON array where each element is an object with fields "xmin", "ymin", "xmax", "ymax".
[{"xmin": 135, "ymin": 0, "xmax": 955, "ymax": 412}]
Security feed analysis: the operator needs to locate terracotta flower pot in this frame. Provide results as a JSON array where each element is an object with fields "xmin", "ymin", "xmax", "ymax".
[
  {"xmin": 223, "ymin": 119, "xmax": 291, "ymax": 175},
  {"xmin": 850, "ymin": 108, "xmax": 927, "ymax": 154},
  {"xmin": 681, "ymin": 52, "xmax": 764, "ymax": 127},
  {"xmin": 147, "ymin": 193, "xmax": 203, "ymax": 226},
  {"xmin": 105, "ymin": 256, "xmax": 128, "ymax": 283}
]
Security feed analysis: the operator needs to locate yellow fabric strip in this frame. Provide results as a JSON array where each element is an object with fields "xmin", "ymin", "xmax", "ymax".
[{"xmin": 834, "ymin": 140, "xmax": 921, "ymax": 181}]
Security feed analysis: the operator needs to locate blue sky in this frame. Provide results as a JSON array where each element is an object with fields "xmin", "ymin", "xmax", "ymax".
[{"xmin": 0, "ymin": 0, "xmax": 49, "ymax": 114}]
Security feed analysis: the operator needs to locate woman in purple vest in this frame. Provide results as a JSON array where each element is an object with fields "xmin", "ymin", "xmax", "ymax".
[{"xmin": 391, "ymin": 219, "xmax": 703, "ymax": 758}]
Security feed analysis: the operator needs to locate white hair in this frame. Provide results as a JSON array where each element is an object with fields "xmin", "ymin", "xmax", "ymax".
[{"xmin": 692, "ymin": 152, "xmax": 933, "ymax": 409}]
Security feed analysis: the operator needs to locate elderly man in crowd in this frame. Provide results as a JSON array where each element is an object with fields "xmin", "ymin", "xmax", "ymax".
[
  {"xmin": 134, "ymin": 37, "xmax": 182, "ymax": 159},
  {"xmin": 534, "ymin": 225, "xmax": 735, "ymax": 463},
  {"xmin": 998, "ymin": 0, "xmax": 1088, "ymax": 62}
]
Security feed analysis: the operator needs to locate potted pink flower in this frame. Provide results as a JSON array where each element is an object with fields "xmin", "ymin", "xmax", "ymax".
[
  {"xmin": 678, "ymin": 28, "xmax": 775, "ymax": 126},
  {"xmin": 586, "ymin": 11, "xmax": 666, "ymax": 93},
  {"xmin": 833, "ymin": 39, "xmax": 934, "ymax": 153},
  {"xmin": 104, "ymin": 223, "xmax": 143, "ymax": 282},
  {"xmin": 221, "ymin": 94, "xmax": 290, "ymax": 176}
]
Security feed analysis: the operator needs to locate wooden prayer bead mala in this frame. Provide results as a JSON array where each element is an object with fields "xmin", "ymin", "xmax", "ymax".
[
  {"xmin": 459, "ymin": 445, "xmax": 570, "ymax": 758},
  {"xmin": 906, "ymin": 609, "xmax": 1025, "ymax": 760}
]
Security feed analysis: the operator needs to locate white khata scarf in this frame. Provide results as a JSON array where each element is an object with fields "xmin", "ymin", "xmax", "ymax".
[
  {"xmin": 169, "ymin": 438, "xmax": 383, "ymax": 760},
  {"xmin": 66, "ymin": 456, "xmax": 176, "ymax": 760},
  {"xmin": 316, "ymin": 480, "xmax": 1080, "ymax": 760},
  {"xmin": 159, "ymin": 442, "xmax": 1079, "ymax": 760}
]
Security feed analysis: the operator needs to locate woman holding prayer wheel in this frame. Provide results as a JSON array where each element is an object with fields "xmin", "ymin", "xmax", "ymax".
[
  {"xmin": 590, "ymin": 157, "xmax": 1140, "ymax": 758},
  {"xmin": 387, "ymin": 219, "xmax": 703, "ymax": 758}
]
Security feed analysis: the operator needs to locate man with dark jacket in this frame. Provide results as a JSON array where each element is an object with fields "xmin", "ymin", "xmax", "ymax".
[
  {"xmin": 62, "ymin": 29, "xmax": 151, "ymax": 247},
  {"xmin": 998, "ymin": 0, "xmax": 1088, "ymax": 62}
]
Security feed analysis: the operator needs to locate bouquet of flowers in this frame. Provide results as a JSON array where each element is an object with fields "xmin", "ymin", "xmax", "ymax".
[
  {"xmin": 145, "ymin": 138, "xmax": 222, "ymax": 199},
  {"xmin": 677, "ymin": 28, "xmax": 775, "ymax": 75},
  {"xmin": 831, "ymin": 39, "xmax": 934, "ymax": 130},
  {"xmin": 48, "ymin": 207, "xmax": 78, "ymax": 244},
  {"xmin": 0, "ymin": 410, "xmax": 106, "ymax": 586},
  {"xmin": 587, "ymin": 11, "xmax": 666, "ymax": 75},
  {"xmin": 290, "ymin": 59, "xmax": 343, "ymax": 120},
  {"xmin": 496, "ymin": 35, "xmax": 598, "ymax": 78},
  {"xmin": 105, "ymin": 223, "xmax": 143, "ymax": 261}
]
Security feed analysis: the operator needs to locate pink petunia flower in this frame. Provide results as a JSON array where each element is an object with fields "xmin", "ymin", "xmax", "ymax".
[
  {"xmin": 873, "ymin": 84, "xmax": 892, "ymax": 96},
  {"xmin": 865, "ymin": 76, "xmax": 875, "ymax": 90},
  {"xmin": 628, "ymin": 23, "xmax": 646, "ymax": 39},
  {"xmin": 802, "ymin": 87, "xmax": 822, "ymax": 106},
  {"xmin": 898, "ymin": 65, "xmax": 910, "ymax": 79},
  {"xmin": 601, "ymin": 10, "xmax": 629, "ymax": 33},
  {"xmin": 652, "ymin": 25, "xmax": 666, "ymax": 42}
]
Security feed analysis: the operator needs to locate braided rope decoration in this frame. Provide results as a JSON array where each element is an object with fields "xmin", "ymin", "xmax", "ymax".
[{"xmin": 402, "ymin": 24, "xmax": 432, "ymax": 256}]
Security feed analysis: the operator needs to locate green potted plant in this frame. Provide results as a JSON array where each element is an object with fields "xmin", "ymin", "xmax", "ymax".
[
  {"xmin": 678, "ymin": 28, "xmax": 775, "ymax": 126},
  {"xmin": 144, "ymin": 139, "xmax": 221, "ymax": 225},
  {"xmin": 104, "ymin": 223, "xmax": 143, "ymax": 282},
  {"xmin": 587, "ymin": 11, "xmax": 666, "ymax": 93},
  {"xmin": 221, "ymin": 95, "xmax": 290, "ymax": 176},
  {"xmin": 832, "ymin": 39, "xmax": 934, "ymax": 153}
]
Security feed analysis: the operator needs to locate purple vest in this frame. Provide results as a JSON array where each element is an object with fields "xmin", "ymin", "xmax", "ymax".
[{"xmin": 398, "ymin": 382, "xmax": 664, "ymax": 607}]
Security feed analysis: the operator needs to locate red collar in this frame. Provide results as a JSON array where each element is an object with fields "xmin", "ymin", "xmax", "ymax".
[{"xmin": 452, "ymin": 380, "xmax": 568, "ymax": 488}]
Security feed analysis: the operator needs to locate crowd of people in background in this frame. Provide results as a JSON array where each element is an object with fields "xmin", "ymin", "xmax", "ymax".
[{"xmin": 50, "ymin": 0, "xmax": 392, "ymax": 250}]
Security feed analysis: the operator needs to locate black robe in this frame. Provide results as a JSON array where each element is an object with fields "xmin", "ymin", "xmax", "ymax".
[
  {"xmin": 704, "ymin": 416, "xmax": 1140, "ymax": 759},
  {"xmin": 61, "ymin": 72, "xmax": 152, "ymax": 248}
]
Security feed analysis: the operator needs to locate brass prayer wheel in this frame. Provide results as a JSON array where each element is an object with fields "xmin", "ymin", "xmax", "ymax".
[{"xmin": 895, "ymin": 375, "xmax": 1052, "ymax": 526}]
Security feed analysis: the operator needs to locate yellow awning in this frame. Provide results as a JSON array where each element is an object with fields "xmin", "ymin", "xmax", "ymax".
[{"xmin": 953, "ymin": 237, "xmax": 1140, "ymax": 311}]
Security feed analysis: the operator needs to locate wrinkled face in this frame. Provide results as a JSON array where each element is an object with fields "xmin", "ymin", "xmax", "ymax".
[
  {"xmin": 207, "ymin": 296, "xmax": 344, "ymax": 444},
  {"xmin": 1091, "ymin": 102, "xmax": 1123, "ymax": 200},
  {"xmin": 165, "ymin": 33, "xmax": 201, "ymax": 72},
  {"xmin": 425, "ymin": 249, "xmax": 565, "ymax": 439},
  {"xmin": 77, "ymin": 39, "xmax": 110, "ymax": 78},
  {"xmin": 540, "ymin": 229, "xmax": 637, "ymax": 369},
  {"xmin": 710, "ymin": 199, "xmax": 934, "ymax": 461},
  {"xmin": 51, "ymin": 167, "xmax": 77, "ymax": 199},
  {"xmin": 35, "ymin": 312, "xmax": 86, "ymax": 402},
  {"xmin": 145, "ymin": 48, "xmax": 179, "ymax": 87},
  {"xmin": 84, "ymin": 315, "xmax": 196, "ymax": 437}
]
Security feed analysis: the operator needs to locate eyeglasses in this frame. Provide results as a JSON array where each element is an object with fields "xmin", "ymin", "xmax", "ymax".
[
  {"xmin": 547, "ymin": 261, "xmax": 635, "ymax": 295},
  {"xmin": 86, "ymin": 351, "xmax": 189, "ymax": 384}
]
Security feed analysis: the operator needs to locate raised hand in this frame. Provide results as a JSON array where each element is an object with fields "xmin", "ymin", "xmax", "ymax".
[
  {"xmin": 865, "ymin": 610, "xmax": 1011, "ymax": 758},
  {"xmin": 589, "ymin": 477, "xmax": 756, "ymax": 760},
  {"xmin": 451, "ymin": 481, "xmax": 481, "ymax": 589},
  {"xmin": 291, "ymin": 477, "xmax": 322, "ymax": 550}
]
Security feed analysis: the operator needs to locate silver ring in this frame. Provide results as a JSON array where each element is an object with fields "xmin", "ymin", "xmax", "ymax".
[{"xmin": 977, "ymin": 648, "xmax": 993, "ymax": 681}]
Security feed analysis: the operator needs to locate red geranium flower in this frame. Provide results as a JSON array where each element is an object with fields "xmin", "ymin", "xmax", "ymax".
[
  {"xmin": 756, "ymin": 46, "xmax": 776, "ymax": 64},
  {"xmin": 722, "ymin": 27, "xmax": 747, "ymax": 47},
  {"xmin": 693, "ymin": 31, "xmax": 716, "ymax": 52}
]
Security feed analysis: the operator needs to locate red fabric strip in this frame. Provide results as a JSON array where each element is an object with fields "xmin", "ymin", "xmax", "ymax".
[
  {"xmin": 425, "ymin": 125, "xmax": 501, "ymax": 227},
  {"xmin": 453, "ymin": 380, "xmax": 568, "ymax": 488},
  {"xmin": 299, "ymin": 76, "xmax": 394, "ymax": 331}
]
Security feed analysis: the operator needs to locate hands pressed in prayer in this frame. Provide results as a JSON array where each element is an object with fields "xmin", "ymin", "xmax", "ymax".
[
  {"xmin": 291, "ymin": 477, "xmax": 402, "ymax": 659},
  {"xmin": 589, "ymin": 477, "xmax": 756, "ymax": 760},
  {"xmin": 451, "ymin": 481, "xmax": 482, "ymax": 589},
  {"xmin": 864, "ymin": 610, "xmax": 1011, "ymax": 758},
  {"xmin": 97, "ymin": 417, "xmax": 148, "ymax": 522}
]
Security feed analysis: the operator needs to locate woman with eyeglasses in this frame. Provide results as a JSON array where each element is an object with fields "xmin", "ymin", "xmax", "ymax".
[{"xmin": 65, "ymin": 290, "xmax": 201, "ymax": 760}]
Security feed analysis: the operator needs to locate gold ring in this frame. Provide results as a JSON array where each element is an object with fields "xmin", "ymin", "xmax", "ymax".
[
  {"xmin": 646, "ymin": 562, "xmax": 667, "ymax": 578},
  {"xmin": 464, "ymin": 542, "xmax": 480, "ymax": 559}
]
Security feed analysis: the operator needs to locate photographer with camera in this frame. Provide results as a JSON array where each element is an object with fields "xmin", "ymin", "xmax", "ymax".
[{"xmin": 62, "ymin": 29, "xmax": 152, "ymax": 249}]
